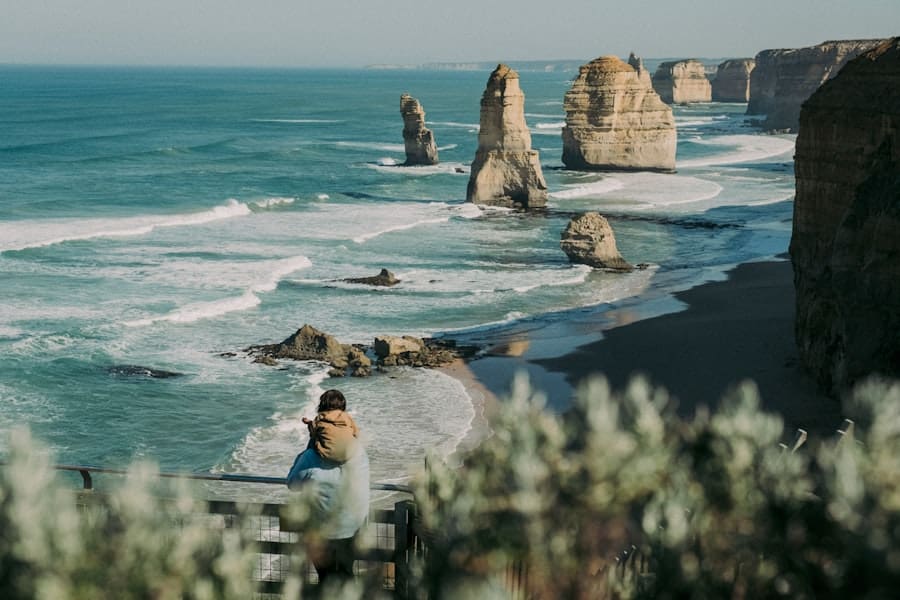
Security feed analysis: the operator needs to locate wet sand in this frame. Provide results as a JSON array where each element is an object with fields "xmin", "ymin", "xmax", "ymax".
[{"xmin": 458, "ymin": 260, "xmax": 844, "ymax": 437}]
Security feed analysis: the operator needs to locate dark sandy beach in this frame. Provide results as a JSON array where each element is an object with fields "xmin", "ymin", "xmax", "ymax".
[{"xmin": 458, "ymin": 260, "xmax": 844, "ymax": 437}]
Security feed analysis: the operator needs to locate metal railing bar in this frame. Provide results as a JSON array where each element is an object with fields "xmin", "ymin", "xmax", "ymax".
[{"xmin": 0, "ymin": 462, "xmax": 413, "ymax": 494}]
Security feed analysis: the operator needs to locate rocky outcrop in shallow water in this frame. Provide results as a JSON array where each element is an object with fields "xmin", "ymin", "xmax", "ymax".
[
  {"xmin": 466, "ymin": 64, "xmax": 548, "ymax": 209},
  {"xmin": 343, "ymin": 268, "xmax": 401, "ymax": 287},
  {"xmin": 790, "ymin": 38, "xmax": 900, "ymax": 394},
  {"xmin": 651, "ymin": 59, "xmax": 712, "ymax": 104},
  {"xmin": 747, "ymin": 39, "xmax": 885, "ymax": 132},
  {"xmin": 400, "ymin": 94, "xmax": 438, "ymax": 166},
  {"xmin": 246, "ymin": 324, "xmax": 477, "ymax": 376},
  {"xmin": 560, "ymin": 212, "xmax": 633, "ymax": 271},
  {"xmin": 106, "ymin": 365, "xmax": 183, "ymax": 379},
  {"xmin": 712, "ymin": 59, "xmax": 755, "ymax": 102},
  {"xmin": 562, "ymin": 55, "xmax": 676, "ymax": 172}
]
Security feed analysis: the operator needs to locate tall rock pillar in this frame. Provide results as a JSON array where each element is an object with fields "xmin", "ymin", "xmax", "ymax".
[
  {"xmin": 466, "ymin": 64, "xmax": 548, "ymax": 209},
  {"xmin": 400, "ymin": 94, "xmax": 438, "ymax": 166}
]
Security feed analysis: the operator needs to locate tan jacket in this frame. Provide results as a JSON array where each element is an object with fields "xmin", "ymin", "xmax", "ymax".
[{"xmin": 307, "ymin": 409, "xmax": 360, "ymax": 463}]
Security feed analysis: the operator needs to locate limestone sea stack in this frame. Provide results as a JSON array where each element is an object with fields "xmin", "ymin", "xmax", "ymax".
[
  {"xmin": 400, "ymin": 94, "xmax": 438, "ymax": 166},
  {"xmin": 747, "ymin": 39, "xmax": 885, "ymax": 132},
  {"xmin": 651, "ymin": 59, "xmax": 712, "ymax": 104},
  {"xmin": 790, "ymin": 38, "xmax": 900, "ymax": 394},
  {"xmin": 560, "ymin": 212, "xmax": 632, "ymax": 271},
  {"xmin": 627, "ymin": 52, "xmax": 652, "ymax": 86},
  {"xmin": 711, "ymin": 59, "xmax": 755, "ymax": 102},
  {"xmin": 466, "ymin": 64, "xmax": 548, "ymax": 208},
  {"xmin": 561, "ymin": 55, "xmax": 676, "ymax": 172}
]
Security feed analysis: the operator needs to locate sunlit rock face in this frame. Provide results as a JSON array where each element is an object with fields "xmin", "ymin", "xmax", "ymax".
[
  {"xmin": 791, "ymin": 38, "xmax": 900, "ymax": 393},
  {"xmin": 562, "ymin": 55, "xmax": 675, "ymax": 172},
  {"xmin": 748, "ymin": 39, "xmax": 885, "ymax": 132},
  {"xmin": 651, "ymin": 59, "xmax": 712, "ymax": 104},
  {"xmin": 400, "ymin": 94, "xmax": 438, "ymax": 166},
  {"xmin": 712, "ymin": 59, "xmax": 755, "ymax": 102},
  {"xmin": 466, "ymin": 64, "xmax": 547, "ymax": 208}
]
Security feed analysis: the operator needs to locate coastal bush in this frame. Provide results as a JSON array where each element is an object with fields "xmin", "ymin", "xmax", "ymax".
[
  {"xmin": 412, "ymin": 373, "xmax": 900, "ymax": 599},
  {"xmin": 0, "ymin": 428, "xmax": 263, "ymax": 600},
  {"xmin": 3, "ymin": 376, "xmax": 900, "ymax": 599}
]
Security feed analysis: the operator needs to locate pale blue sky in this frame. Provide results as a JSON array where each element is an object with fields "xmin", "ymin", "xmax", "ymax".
[{"xmin": 2, "ymin": 0, "xmax": 897, "ymax": 67}]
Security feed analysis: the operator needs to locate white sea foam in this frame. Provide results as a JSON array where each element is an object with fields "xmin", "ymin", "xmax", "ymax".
[
  {"xmin": 0, "ymin": 199, "xmax": 252, "ymax": 253},
  {"xmin": 353, "ymin": 217, "xmax": 449, "ymax": 243},
  {"xmin": 430, "ymin": 121, "xmax": 480, "ymax": 131},
  {"xmin": 316, "ymin": 193, "xmax": 330, "ymax": 200},
  {"xmin": 551, "ymin": 172, "xmax": 724, "ymax": 211},
  {"xmin": 366, "ymin": 161, "xmax": 468, "ymax": 176},
  {"xmin": 526, "ymin": 112, "xmax": 564, "ymax": 118},
  {"xmin": 534, "ymin": 121, "xmax": 566, "ymax": 129},
  {"xmin": 437, "ymin": 143, "xmax": 458, "ymax": 151},
  {"xmin": 123, "ymin": 255, "xmax": 312, "ymax": 327},
  {"xmin": 334, "ymin": 141, "xmax": 405, "ymax": 152},
  {"xmin": 221, "ymin": 366, "xmax": 476, "ymax": 485},
  {"xmin": 677, "ymin": 134, "xmax": 795, "ymax": 168},
  {"xmin": 550, "ymin": 178, "xmax": 625, "ymax": 199},
  {"xmin": 512, "ymin": 265, "xmax": 592, "ymax": 293},
  {"xmin": 450, "ymin": 203, "xmax": 484, "ymax": 219},
  {"xmin": 0, "ymin": 326, "xmax": 23, "ymax": 339},
  {"xmin": 252, "ymin": 197, "xmax": 295, "ymax": 209}
]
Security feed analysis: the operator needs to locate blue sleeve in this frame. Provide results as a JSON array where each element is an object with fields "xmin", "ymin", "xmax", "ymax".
[{"xmin": 286, "ymin": 448, "xmax": 318, "ymax": 490}]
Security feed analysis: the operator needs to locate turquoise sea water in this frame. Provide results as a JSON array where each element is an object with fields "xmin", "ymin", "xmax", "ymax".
[{"xmin": 0, "ymin": 65, "xmax": 795, "ymax": 499}]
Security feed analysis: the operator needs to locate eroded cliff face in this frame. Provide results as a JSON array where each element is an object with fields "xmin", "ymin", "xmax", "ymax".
[
  {"xmin": 712, "ymin": 59, "xmax": 755, "ymax": 102},
  {"xmin": 790, "ymin": 38, "xmax": 900, "ymax": 394},
  {"xmin": 651, "ymin": 59, "xmax": 712, "ymax": 104},
  {"xmin": 747, "ymin": 39, "xmax": 885, "ymax": 132},
  {"xmin": 400, "ymin": 94, "xmax": 438, "ymax": 166},
  {"xmin": 562, "ymin": 56, "xmax": 675, "ymax": 172},
  {"xmin": 466, "ymin": 64, "xmax": 548, "ymax": 208}
]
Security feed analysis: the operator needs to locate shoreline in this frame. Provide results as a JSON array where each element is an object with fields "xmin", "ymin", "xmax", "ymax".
[{"xmin": 444, "ymin": 258, "xmax": 843, "ymax": 441}]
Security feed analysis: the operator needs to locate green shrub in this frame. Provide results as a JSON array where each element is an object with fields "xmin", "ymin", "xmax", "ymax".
[
  {"xmin": 4, "ymin": 375, "xmax": 900, "ymax": 599},
  {"xmin": 413, "ymin": 374, "xmax": 900, "ymax": 599}
]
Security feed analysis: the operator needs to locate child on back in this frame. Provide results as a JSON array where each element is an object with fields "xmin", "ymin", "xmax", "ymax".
[{"xmin": 302, "ymin": 389, "xmax": 360, "ymax": 463}]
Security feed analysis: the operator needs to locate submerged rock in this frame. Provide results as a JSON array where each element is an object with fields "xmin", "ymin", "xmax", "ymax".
[
  {"xmin": 712, "ymin": 59, "xmax": 755, "ymax": 102},
  {"xmin": 651, "ymin": 59, "xmax": 712, "ymax": 104},
  {"xmin": 343, "ymin": 268, "xmax": 401, "ymax": 287},
  {"xmin": 560, "ymin": 212, "xmax": 633, "ymax": 271},
  {"xmin": 748, "ymin": 39, "xmax": 885, "ymax": 132},
  {"xmin": 791, "ymin": 38, "xmax": 900, "ymax": 393},
  {"xmin": 106, "ymin": 365, "xmax": 184, "ymax": 379},
  {"xmin": 400, "ymin": 94, "xmax": 439, "ymax": 166},
  {"xmin": 562, "ymin": 55, "xmax": 676, "ymax": 172},
  {"xmin": 466, "ymin": 64, "xmax": 548, "ymax": 209}
]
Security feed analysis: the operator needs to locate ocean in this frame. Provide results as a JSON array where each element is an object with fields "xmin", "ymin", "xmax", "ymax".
[{"xmin": 0, "ymin": 65, "xmax": 795, "ymax": 500}]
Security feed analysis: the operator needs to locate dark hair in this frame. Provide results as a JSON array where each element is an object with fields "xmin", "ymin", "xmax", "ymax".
[{"xmin": 317, "ymin": 389, "xmax": 346, "ymax": 412}]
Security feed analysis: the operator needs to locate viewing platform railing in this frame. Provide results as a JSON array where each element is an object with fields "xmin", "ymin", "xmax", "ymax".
[{"xmin": 3, "ymin": 462, "xmax": 421, "ymax": 598}]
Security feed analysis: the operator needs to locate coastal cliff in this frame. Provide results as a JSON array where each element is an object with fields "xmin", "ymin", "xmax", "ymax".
[
  {"xmin": 790, "ymin": 38, "xmax": 900, "ymax": 394},
  {"xmin": 712, "ymin": 59, "xmax": 755, "ymax": 102},
  {"xmin": 651, "ymin": 59, "xmax": 712, "ymax": 104},
  {"xmin": 400, "ymin": 94, "xmax": 438, "ymax": 166},
  {"xmin": 466, "ymin": 64, "xmax": 548, "ymax": 208},
  {"xmin": 561, "ymin": 55, "xmax": 675, "ymax": 172},
  {"xmin": 747, "ymin": 39, "xmax": 885, "ymax": 132}
]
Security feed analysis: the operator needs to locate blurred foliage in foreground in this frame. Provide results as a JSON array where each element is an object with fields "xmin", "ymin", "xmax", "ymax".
[
  {"xmin": 2, "ymin": 374, "xmax": 900, "ymax": 599},
  {"xmin": 413, "ymin": 375, "xmax": 900, "ymax": 599}
]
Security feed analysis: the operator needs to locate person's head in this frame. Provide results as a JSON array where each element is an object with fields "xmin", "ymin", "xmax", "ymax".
[{"xmin": 317, "ymin": 389, "xmax": 346, "ymax": 412}]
